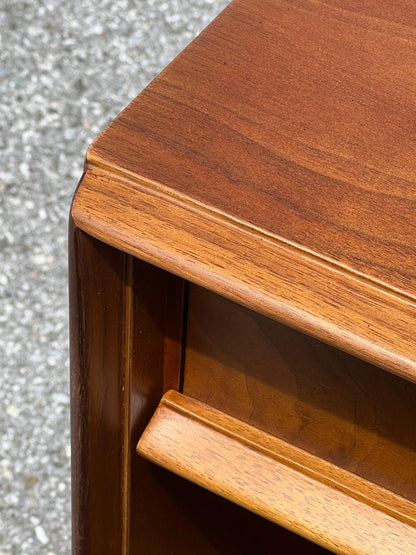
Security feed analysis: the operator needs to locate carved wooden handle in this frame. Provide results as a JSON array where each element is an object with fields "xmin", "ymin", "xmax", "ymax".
[{"xmin": 137, "ymin": 390, "xmax": 416, "ymax": 554}]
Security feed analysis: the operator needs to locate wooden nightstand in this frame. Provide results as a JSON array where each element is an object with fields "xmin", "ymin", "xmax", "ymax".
[{"xmin": 69, "ymin": 1, "xmax": 416, "ymax": 553}]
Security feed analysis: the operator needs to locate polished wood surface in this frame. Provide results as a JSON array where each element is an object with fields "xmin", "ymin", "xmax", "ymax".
[
  {"xmin": 69, "ymin": 217, "xmax": 129, "ymax": 553},
  {"xmin": 138, "ymin": 390, "xmax": 416, "ymax": 554},
  {"xmin": 70, "ymin": 1, "xmax": 416, "ymax": 552},
  {"xmin": 72, "ymin": 164, "xmax": 416, "ymax": 383},
  {"xmin": 184, "ymin": 285, "xmax": 416, "ymax": 503},
  {"xmin": 87, "ymin": 0, "xmax": 416, "ymax": 297},
  {"xmin": 72, "ymin": 0, "xmax": 416, "ymax": 382},
  {"xmin": 70, "ymin": 222, "xmax": 323, "ymax": 553}
]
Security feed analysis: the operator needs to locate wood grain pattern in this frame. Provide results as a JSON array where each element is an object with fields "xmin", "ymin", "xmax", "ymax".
[
  {"xmin": 137, "ymin": 390, "xmax": 416, "ymax": 555},
  {"xmin": 72, "ymin": 0, "xmax": 416, "ymax": 382},
  {"xmin": 69, "ymin": 218, "xmax": 130, "ymax": 554},
  {"xmin": 73, "ymin": 166, "xmax": 416, "ymax": 383},
  {"xmin": 70, "ymin": 222, "xmax": 322, "ymax": 553},
  {"xmin": 70, "ymin": 1, "xmax": 416, "ymax": 551},
  {"xmin": 87, "ymin": 0, "xmax": 416, "ymax": 302},
  {"xmin": 183, "ymin": 285, "xmax": 416, "ymax": 503}
]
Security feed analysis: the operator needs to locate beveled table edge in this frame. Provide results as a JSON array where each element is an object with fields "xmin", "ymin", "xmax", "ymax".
[{"xmin": 71, "ymin": 163, "xmax": 416, "ymax": 383}]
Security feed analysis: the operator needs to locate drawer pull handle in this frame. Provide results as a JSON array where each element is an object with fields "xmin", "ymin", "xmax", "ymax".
[{"xmin": 137, "ymin": 390, "xmax": 416, "ymax": 554}]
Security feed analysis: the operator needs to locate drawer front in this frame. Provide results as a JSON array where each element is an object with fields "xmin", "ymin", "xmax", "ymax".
[{"xmin": 183, "ymin": 284, "xmax": 416, "ymax": 503}]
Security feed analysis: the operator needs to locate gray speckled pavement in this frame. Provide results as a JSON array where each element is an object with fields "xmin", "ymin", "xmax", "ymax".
[{"xmin": 0, "ymin": 1, "xmax": 229, "ymax": 553}]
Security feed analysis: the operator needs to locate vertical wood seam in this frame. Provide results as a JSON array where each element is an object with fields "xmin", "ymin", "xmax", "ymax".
[{"xmin": 121, "ymin": 254, "xmax": 133, "ymax": 555}]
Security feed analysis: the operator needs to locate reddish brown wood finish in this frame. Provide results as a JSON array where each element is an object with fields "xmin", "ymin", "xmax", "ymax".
[
  {"xmin": 72, "ymin": 165, "xmax": 416, "ymax": 383},
  {"xmin": 70, "ymin": 219, "xmax": 325, "ymax": 553},
  {"xmin": 68, "ymin": 217, "xmax": 200, "ymax": 553},
  {"xmin": 69, "ymin": 216, "xmax": 129, "ymax": 553},
  {"xmin": 183, "ymin": 285, "xmax": 416, "ymax": 503},
  {"xmin": 87, "ymin": 0, "xmax": 416, "ymax": 301},
  {"xmin": 138, "ymin": 390, "xmax": 416, "ymax": 554},
  {"xmin": 72, "ymin": 0, "xmax": 416, "ymax": 382},
  {"xmin": 70, "ymin": 0, "xmax": 416, "ymax": 552}
]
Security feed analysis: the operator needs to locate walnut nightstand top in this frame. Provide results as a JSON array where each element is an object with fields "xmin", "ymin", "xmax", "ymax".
[{"xmin": 72, "ymin": 0, "xmax": 416, "ymax": 381}]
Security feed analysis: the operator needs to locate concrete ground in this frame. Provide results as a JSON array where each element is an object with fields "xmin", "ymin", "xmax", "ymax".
[{"xmin": 0, "ymin": 1, "xmax": 229, "ymax": 553}]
